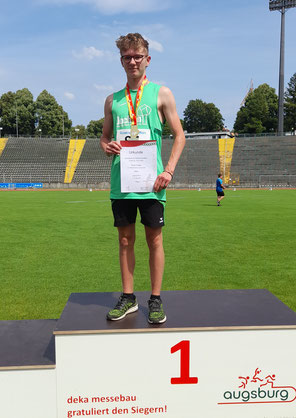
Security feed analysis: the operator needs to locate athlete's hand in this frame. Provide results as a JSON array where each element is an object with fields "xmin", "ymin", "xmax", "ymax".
[
  {"xmin": 105, "ymin": 141, "xmax": 121, "ymax": 156},
  {"xmin": 153, "ymin": 171, "xmax": 172, "ymax": 193}
]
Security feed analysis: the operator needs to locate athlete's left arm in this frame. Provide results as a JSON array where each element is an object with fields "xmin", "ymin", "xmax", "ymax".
[{"xmin": 153, "ymin": 86, "xmax": 186, "ymax": 193}]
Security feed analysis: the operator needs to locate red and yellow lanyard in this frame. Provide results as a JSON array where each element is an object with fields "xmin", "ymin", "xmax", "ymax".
[{"xmin": 125, "ymin": 76, "xmax": 148, "ymax": 126}]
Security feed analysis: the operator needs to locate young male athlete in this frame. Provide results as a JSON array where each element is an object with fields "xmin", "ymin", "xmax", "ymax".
[
  {"xmin": 216, "ymin": 173, "xmax": 226, "ymax": 206},
  {"xmin": 100, "ymin": 33, "xmax": 185, "ymax": 324}
]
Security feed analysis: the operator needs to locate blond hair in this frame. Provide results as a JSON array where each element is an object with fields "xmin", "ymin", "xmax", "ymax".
[{"xmin": 116, "ymin": 33, "xmax": 149, "ymax": 54}]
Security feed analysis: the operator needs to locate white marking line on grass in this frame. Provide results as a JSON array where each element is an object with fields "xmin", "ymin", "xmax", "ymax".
[
  {"xmin": 197, "ymin": 194, "xmax": 242, "ymax": 199},
  {"xmin": 66, "ymin": 201, "xmax": 88, "ymax": 203},
  {"xmin": 65, "ymin": 200, "xmax": 109, "ymax": 204},
  {"xmin": 225, "ymin": 195, "xmax": 241, "ymax": 198}
]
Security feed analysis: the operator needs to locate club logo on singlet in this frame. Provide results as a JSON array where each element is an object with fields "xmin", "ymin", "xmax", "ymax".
[{"xmin": 116, "ymin": 104, "xmax": 152, "ymax": 128}]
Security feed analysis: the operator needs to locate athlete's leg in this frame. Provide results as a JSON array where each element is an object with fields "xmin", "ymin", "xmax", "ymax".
[
  {"xmin": 117, "ymin": 224, "xmax": 136, "ymax": 293},
  {"xmin": 144, "ymin": 226, "xmax": 164, "ymax": 295}
]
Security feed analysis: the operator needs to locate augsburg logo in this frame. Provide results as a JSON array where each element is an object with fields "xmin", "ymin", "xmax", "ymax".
[{"xmin": 218, "ymin": 367, "xmax": 296, "ymax": 405}]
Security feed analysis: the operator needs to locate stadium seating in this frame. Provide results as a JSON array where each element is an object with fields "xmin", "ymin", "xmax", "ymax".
[
  {"xmin": 0, "ymin": 135, "xmax": 295, "ymax": 188},
  {"xmin": 230, "ymin": 136, "xmax": 296, "ymax": 187},
  {"xmin": 71, "ymin": 139, "xmax": 111, "ymax": 186},
  {"xmin": 162, "ymin": 137, "xmax": 220, "ymax": 188},
  {"xmin": 0, "ymin": 137, "xmax": 68, "ymax": 184}
]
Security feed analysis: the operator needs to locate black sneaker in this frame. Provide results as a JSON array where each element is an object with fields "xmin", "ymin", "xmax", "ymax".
[
  {"xmin": 107, "ymin": 294, "xmax": 138, "ymax": 321},
  {"xmin": 148, "ymin": 298, "xmax": 167, "ymax": 324}
]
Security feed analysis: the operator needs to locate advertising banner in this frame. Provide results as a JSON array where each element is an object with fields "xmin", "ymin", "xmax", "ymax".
[
  {"xmin": 0, "ymin": 183, "xmax": 43, "ymax": 189},
  {"xmin": 56, "ymin": 329, "xmax": 296, "ymax": 418}
]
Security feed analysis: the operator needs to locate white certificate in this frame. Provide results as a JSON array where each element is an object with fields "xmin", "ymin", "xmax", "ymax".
[{"xmin": 120, "ymin": 140, "xmax": 157, "ymax": 193}]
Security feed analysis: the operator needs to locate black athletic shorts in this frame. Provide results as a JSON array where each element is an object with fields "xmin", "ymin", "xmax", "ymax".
[
  {"xmin": 216, "ymin": 191, "xmax": 225, "ymax": 197},
  {"xmin": 111, "ymin": 199, "xmax": 165, "ymax": 228}
]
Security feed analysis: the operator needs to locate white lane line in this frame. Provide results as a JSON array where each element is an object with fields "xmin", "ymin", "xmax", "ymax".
[
  {"xmin": 65, "ymin": 199, "xmax": 110, "ymax": 204},
  {"xmin": 65, "ymin": 201, "xmax": 87, "ymax": 203}
]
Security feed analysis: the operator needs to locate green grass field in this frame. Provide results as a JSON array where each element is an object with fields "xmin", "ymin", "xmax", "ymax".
[{"xmin": 1, "ymin": 189, "xmax": 295, "ymax": 320}]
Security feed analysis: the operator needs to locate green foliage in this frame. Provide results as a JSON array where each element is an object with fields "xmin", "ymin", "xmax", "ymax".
[
  {"xmin": 15, "ymin": 89, "xmax": 36, "ymax": 135},
  {"xmin": 0, "ymin": 88, "xmax": 72, "ymax": 137},
  {"xmin": 162, "ymin": 120, "xmax": 172, "ymax": 136},
  {"xmin": 183, "ymin": 99, "xmax": 224, "ymax": 133},
  {"xmin": 234, "ymin": 84, "xmax": 278, "ymax": 134},
  {"xmin": 36, "ymin": 90, "xmax": 72, "ymax": 137},
  {"xmin": 284, "ymin": 73, "xmax": 296, "ymax": 132},
  {"xmin": 0, "ymin": 89, "xmax": 36, "ymax": 135},
  {"xmin": 0, "ymin": 91, "xmax": 16, "ymax": 135},
  {"xmin": 1, "ymin": 190, "xmax": 296, "ymax": 319},
  {"xmin": 71, "ymin": 124, "xmax": 87, "ymax": 138},
  {"xmin": 162, "ymin": 119, "xmax": 184, "ymax": 137},
  {"xmin": 87, "ymin": 118, "xmax": 104, "ymax": 138}
]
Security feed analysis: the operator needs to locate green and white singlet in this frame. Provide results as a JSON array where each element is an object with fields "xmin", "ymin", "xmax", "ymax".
[{"xmin": 110, "ymin": 82, "xmax": 166, "ymax": 201}]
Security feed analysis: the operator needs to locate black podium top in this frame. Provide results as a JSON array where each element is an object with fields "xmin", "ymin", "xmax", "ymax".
[
  {"xmin": 0, "ymin": 319, "xmax": 57, "ymax": 370},
  {"xmin": 54, "ymin": 289, "xmax": 296, "ymax": 335}
]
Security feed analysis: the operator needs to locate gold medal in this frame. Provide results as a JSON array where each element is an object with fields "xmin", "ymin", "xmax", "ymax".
[{"xmin": 130, "ymin": 125, "xmax": 140, "ymax": 139}]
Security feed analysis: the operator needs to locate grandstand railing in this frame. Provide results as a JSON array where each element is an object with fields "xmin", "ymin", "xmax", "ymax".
[
  {"xmin": 4, "ymin": 131, "xmax": 296, "ymax": 140},
  {"xmin": 259, "ymin": 175, "xmax": 296, "ymax": 188}
]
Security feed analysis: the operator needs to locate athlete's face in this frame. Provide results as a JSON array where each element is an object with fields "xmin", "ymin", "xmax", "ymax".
[{"xmin": 120, "ymin": 47, "xmax": 151, "ymax": 79}]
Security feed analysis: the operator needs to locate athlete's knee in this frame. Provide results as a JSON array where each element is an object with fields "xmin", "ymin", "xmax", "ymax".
[
  {"xmin": 118, "ymin": 233, "xmax": 135, "ymax": 249},
  {"xmin": 146, "ymin": 229, "xmax": 163, "ymax": 250}
]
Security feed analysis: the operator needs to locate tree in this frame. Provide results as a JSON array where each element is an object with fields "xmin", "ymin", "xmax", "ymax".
[
  {"xmin": 162, "ymin": 120, "xmax": 171, "ymax": 136},
  {"xmin": 71, "ymin": 124, "xmax": 87, "ymax": 138},
  {"xmin": 35, "ymin": 90, "xmax": 72, "ymax": 137},
  {"xmin": 87, "ymin": 118, "xmax": 104, "ymax": 138},
  {"xmin": 234, "ymin": 83, "xmax": 278, "ymax": 134},
  {"xmin": 162, "ymin": 119, "xmax": 184, "ymax": 137},
  {"xmin": 183, "ymin": 99, "xmax": 224, "ymax": 133},
  {"xmin": 15, "ymin": 88, "xmax": 36, "ymax": 136},
  {"xmin": 0, "ymin": 89, "xmax": 35, "ymax": 136},
  {"xmin": 284, "ymin": 73, "xmax": 296, "ymax": 133},
  {"xmin": 0, "ymin": 91, "xmax": 16, "ymax": 135}
]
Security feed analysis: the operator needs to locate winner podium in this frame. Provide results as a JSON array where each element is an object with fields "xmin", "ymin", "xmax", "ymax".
[{"xmin": 1, "ymin": 290, "xmax": 296, "ymax": 418}]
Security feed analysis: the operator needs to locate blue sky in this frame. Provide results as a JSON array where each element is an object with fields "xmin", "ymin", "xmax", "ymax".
[{"xmin": 1, "ymin": 0, "xmax": 296, "ymax": 130}]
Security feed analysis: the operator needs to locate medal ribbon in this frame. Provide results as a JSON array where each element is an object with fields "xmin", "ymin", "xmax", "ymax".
[{"xmin": 125, "ymin": 76, "xmax": 148, "ymax": 126}]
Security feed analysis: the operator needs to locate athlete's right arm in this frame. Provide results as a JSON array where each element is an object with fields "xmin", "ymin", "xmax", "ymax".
[{"xmin": 100, "ymin": 94, "xmax": 122, "ymax": 156}]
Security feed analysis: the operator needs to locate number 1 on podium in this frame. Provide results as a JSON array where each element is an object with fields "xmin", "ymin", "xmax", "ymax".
[{"xmin": 171, "ymin": 340, "xmax": 198, "ymax": 385}]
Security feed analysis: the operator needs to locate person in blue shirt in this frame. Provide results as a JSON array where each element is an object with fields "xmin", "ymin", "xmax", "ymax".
[{"xmin": 216, "ymin": 173, "xmax": 226, "ymax": 206}]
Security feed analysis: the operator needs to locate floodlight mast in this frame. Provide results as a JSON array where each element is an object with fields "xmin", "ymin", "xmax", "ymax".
[{"xmin": 269, "ymin": 0, "xmax": 296, "ymax": 136}]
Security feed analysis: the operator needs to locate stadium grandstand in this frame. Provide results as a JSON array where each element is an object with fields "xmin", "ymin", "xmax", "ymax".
[{"xmin": 0, "ymin": 135, "xmax": 295, "ymax": 189}]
